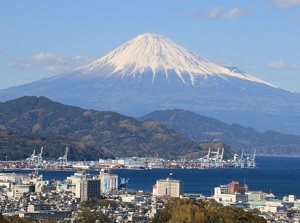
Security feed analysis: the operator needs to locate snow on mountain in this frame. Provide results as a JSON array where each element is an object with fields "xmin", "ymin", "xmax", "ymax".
[
  {"xmin": 74, "ymin": 33, "xmax": 273, "ymax": 87},
  {"xmin": 0, "ymin": 33, "xmax": 299, "ymax": 135}
]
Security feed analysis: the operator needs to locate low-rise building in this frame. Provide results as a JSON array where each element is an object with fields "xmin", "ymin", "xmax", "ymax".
[
  {"xmin": 28, "ymin": 204, "xmax": 52, "ymax": 212},
  {"xmin": 214, "ymin": 181, "xmax": 248, "ymax": 204},
  {"xmin": 246, "ymin": 190, "xmax": 265, "ymax": 201},
  {"xmin": 8, "ymin": 184, "xmax": 35, "ymax": 198},
  {"xmin": 19, "ymin": 210, "xmax": 72, "ymax": 221}
]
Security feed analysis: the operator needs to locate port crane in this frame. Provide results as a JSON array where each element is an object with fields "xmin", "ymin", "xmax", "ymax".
[
  {"xmin": 210, "ymin": 147, "xmax": 224, "ymax": 168},
  {"xmin": 37, "ymin": 147, "xmax": 43, "ymax": 166},
  {"xmin": 199, "ymin": 147, "xmax": 211, "ymax": 168},
  {"xmin": 26, "ymin": 147, "xmax": 44, "ymax": 167},
  {"xmin": 26, "ymin": 149, "xmax": 36, "ymax": 165},
  {"xmin": 246, "ymin": 149, "xmax": 256, "ymax": 168},
  {"xmin": 58, "ymin": 147, "xmax": 68, "ymax": 166},
  {"xmin": 234, "ymin": 149, "xmax": 245, "ymax": 168},
  {"xmin": 198, "ymin": 148, "xmax": 224, "ymax": 168},
  {"xmin": 233, "ymin": 149, "xmax": 256, "ymax": 168}
]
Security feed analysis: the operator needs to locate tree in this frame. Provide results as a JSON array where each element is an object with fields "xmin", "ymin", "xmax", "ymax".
[
  {"xmin": 74, "ymin": 208, "xmax": 111, "ymax": 223},
  {"xmin": 0, "ymin": 213, "xmax": 8, "ymax": 223},
  {"xmin": 152, "ymin": 199, "xmax": 266, "ymax": 223}
]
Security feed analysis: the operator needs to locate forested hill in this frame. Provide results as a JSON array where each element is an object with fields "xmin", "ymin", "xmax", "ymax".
[
  {"xmin": 0, "ymin": 96, "xmax": 209, "ymax": 159},
  {"xmin": 141, "ymin": 109, "xmax": 300, "ymax": 156},
  {"xmin": 0, "ymin": 129, "xmax": 106, "ymax": 161}
]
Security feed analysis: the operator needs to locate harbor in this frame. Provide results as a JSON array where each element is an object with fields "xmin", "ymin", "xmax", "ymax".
[
  {"xmin": 0, "ymin": 147, "xmax": 256, "ymax": 172},
  {"xmin": 0, "ymin": 156, "xmax": 300, "ymax": 222}
]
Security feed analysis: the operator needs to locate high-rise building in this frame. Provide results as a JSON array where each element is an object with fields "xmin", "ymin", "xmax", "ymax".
[
  {"xmin": 153, "ymin": 177, "xmax": 183, "ymax": 198},
  {"xmin": 99, "ymin": 169, "xmax": 118, "ymax": 194},
  {"xmin": 80, "ymin": 179, "xmax": 101, "ymax": 201}
]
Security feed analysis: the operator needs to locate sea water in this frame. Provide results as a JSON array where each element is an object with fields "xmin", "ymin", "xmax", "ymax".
[{"xmin": 21, "ymin": 156, "xmax": 300, "ymax": 199}]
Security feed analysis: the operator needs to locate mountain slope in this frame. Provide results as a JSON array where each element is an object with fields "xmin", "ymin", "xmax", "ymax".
[
  {"xmin": 0, "ymin": 33, "xmax": 299, "ymax": 135},
  {"xmin": 0, "ymin": 96, "xmax": 203, "ymax": 159},
  {"xmin": 0, "ymin": 129, "xmax": 105, "ymax": 161},
  {"xmin": 140, "ymin": 109, "xmax": 300, "ymax": 156},
  {"xmin": 79, "ymin": 33, "xmax": 272, "ymax": 86}
]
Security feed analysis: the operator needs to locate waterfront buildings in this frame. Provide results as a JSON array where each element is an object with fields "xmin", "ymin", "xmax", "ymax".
[
  {"xmin": 0, "ymin": 171, "xmax": 300, "ymax": 222},
  {"xmin": 1, "ymin": 148, "xmax": 255, "ymax": 171},
  {"xmin": 68, "ymin": 170, "xmax": 118, "ymax": 199},
  {"xmin": 98, "ymin": 158, "xmax": 145, "ymax": 169}
]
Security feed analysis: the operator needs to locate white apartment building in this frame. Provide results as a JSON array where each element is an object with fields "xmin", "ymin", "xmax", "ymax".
[{"xmin": 99, "ymin": 169, "xmax": 118, "ymax": 194}]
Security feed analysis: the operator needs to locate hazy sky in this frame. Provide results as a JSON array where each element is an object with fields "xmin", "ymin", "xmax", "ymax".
[{"xmin": 1, "ymin": 0, "xmax": 300, "ymax": 92}]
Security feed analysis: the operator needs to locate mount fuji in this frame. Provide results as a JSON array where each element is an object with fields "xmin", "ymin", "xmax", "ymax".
[{"xmin": 1, "ymin": 33, "xmax": 299, "ymax": 135}]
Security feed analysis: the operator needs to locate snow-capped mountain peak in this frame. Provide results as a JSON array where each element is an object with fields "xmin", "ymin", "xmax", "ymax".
[
  {"xmin": 80, "ymin": 33, "xmax": 273, "ymax": 86},
  {"xmin": 1, "ymin": 33, "xmax": 299, "ymax": 135}
]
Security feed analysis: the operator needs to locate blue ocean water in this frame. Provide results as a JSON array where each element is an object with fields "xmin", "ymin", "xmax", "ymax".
[{"xmin": 24, "ymin": 156, "xmax": 300, "ymax": 199}]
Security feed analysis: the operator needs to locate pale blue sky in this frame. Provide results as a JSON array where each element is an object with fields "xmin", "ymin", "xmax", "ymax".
[{"xmin": 1, "ymin": 0, "xmax": 300, "ymax": 92}]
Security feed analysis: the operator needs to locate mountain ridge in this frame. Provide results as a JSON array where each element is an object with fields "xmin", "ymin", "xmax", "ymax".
[
  {"xmin": 0, "ymin": 96, "xmax": 207, "ymax": 159},
  {"xmin": 141, "ymin": 109, "xmax": 300, "ymax": 156},
  {"xmin": 0, "ymin": 33, "xmax": 299, "ymax": 135}
]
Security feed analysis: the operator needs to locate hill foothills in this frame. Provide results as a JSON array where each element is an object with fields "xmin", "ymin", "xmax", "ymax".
[
  {"xmin": 1, "ymin": 96, "xmax": 300, "ymax": 160},
  {"xmin": 0, "ymin": 96, "xmax": 204, "ymax": 160}
]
